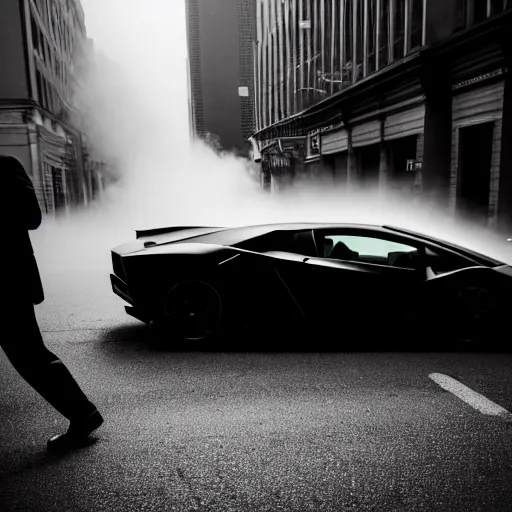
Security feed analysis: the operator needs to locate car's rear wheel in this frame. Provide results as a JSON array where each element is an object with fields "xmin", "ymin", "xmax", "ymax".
[
  {"xmin": 452, "ymin": 285, "xmax": 497, "ymax": 347},
  {"xmin": 162, "ymin": 280, "xmax": 223, "ymax": 344}
]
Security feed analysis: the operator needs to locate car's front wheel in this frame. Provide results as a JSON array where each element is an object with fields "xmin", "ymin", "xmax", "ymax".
[{"xmin": 162, "ymin": 279, "xmax": 223, "ymax": 345}]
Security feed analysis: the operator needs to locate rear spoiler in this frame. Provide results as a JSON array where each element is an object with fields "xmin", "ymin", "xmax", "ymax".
[{"xmin": 134, "ymin": 226, "xmax": 224, "ymax": 239}]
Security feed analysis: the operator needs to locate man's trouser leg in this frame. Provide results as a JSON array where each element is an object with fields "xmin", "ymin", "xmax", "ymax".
[{"xmin": 0, "ymin": 298, "xmax": 97, "ymax": 422}]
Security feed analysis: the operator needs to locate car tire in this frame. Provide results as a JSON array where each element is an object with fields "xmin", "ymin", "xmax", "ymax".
[
  {"xmin": 451, "ymin": 285, "xmax": 497, "ymax": 349},
  {"xmin": 161, "ymin": 279, "xmax": 223, "ymax": 347}
]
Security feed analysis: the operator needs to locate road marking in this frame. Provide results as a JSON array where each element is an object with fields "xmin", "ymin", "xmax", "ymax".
[{"xmin": 429, "ymin": 372, "xmax": 512, "ymax": 422}]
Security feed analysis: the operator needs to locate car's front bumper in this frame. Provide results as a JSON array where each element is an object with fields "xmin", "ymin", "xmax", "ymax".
[{"xmin": 110, "ymin": 274, "xmax": 135, "ymax": 306}]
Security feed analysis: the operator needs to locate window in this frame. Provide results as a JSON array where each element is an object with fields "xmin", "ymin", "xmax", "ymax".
[
  {"xmin": 235, "ymin": 229, "xmax": 317, "ymax": 257},
  {"xmin": 410, "ymin": 0, "xmax": 423, "ymax": 49},
  {"xmin": 44, "ymin": 39, "xmax": 50, "ymax": 65},
  {"xmin": 473, "ymin": 1, "xmax": 488, "ymax": 23},
  {"xmin": 378, "ymin": 0, "xmax": 390, "ymax": 67},
  {"xmin": 355, "ymin": 0, "xmax": 364, "ymax": 80},
  {"xmin": 393, "ymin": 0, "xmax": 406, "ymax": 59},
  {"xmin": 31, "ymin": 16, "xmax": 40, "ymax": 53},
  {"xmin": 36, "ymin": 71, "xmax": 43, "ymax": 103},
  {"xmin": 328, "ymin": 0, "xmax": 342, "ymax": 93},
  {"xmin": 38, "ymin": 74, "xmax": 49, "ymax": 109},
  {"xmin": 320, "ymin": 233, "xmax": 419, "ymax": 268},
  {"xmin": 42, "ymin": 0, "xmax": 48, "ymax": 22},
  {"xmin": 367, "ymin": 0, "xmax": 377, "ymax": 75},
  {"xmin": 51, "ymin": 166, "xmax": 66, "ymax": 211},
  {"xmin": 343, "ymin": 0, "xmax": 353, "ymax": 82},
  {"xmin": 454, "ymin": 0, "xmax": 468, "ymax": 32},
  {"xmin": 46, "ymin": 83, "xmax": 53, "ymax": 112},
  {"xmin": 490, "ymin": 0, "xmax": 507, "ymax": 15}
]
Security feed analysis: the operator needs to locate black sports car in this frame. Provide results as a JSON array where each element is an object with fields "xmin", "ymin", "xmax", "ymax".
[{"xmin": 110, "ymin": 223, "xmax": 512, "ymax": 349}]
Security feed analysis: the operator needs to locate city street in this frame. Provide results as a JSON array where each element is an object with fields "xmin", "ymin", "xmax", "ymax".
[
  {"xmin": 1, "ymin": 0, "xmax": 512, "ymax": 510},
  {"xmin": 1, "ymin": 246, "xmax": 512, "ymax": 512}
]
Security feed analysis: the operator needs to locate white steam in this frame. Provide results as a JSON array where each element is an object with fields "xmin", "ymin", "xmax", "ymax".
[{"xmin": 31, "ymin": 0, "xmax": 512, "ymax": 274}]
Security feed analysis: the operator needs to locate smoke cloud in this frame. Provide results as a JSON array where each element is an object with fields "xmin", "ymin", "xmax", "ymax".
[{"xmin": 31, "ymin": 0, "xmax": 512, "ymax": 275}]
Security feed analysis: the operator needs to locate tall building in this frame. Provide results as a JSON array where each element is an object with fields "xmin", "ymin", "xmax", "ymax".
[
  {"xmin": 185, "ymin": 0, "xmax": 257, "ymax": 157},
  {"xmin": 251, "ymin": 0, "xmax": 512, "ymax": 232},
  {"xmin": 0, "ymin": 0, "xmax": 102, "ymax": 214}
]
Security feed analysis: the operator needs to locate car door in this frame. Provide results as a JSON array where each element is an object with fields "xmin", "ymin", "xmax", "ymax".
[{"xmin": 300, "ymin": 229, "xmax": 428, "ymax": 338}]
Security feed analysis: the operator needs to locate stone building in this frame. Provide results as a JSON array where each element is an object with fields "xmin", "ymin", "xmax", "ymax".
[
  {"xmin": 186, "ymin": 0, "xmax": 257, "ymax": 157},
  {"xmin": 251, "ymin": 1, "xmax": 512, "ymax": 232},
  {"xmin": 0, "ymin": 0, "xmax": 104, "ymax": 214}
]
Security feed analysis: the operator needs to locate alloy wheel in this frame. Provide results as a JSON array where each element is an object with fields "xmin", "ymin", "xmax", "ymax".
[
  {"xmin": 164, "ymin": 280, "xmax": 222, "ymax": 341},
  {"xmin": 454, "ymin": 286, "xmax": 496, "ymax": 344}
]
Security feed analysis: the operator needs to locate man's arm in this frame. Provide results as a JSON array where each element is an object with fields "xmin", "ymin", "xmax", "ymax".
[{"xmin": 1, "ymin": 156, "xmax": 42, "ymax": 230}]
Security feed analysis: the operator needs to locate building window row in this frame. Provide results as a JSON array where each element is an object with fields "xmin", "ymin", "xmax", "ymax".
[
  {"xmin": 454, "ymin": 0, "xmax": 510, "ymax": 32},
  {"xmin": 257, "ymin": 0, "xmax": 428, "ymax": 128},
  {"xmin": 256, "ymin": 0, "xmax": 511, "ymax": 130},
  {"xmin": 32, "ymin": 0, "xmax": 83, "ymax": 67},
  {"xmin": 187, "ymin": 0, "xmax": 205, "ymax": 138},
  {"xmin": 238, "ymin": 0, "xmax": 257, "ymax": 140},
  {"xmin": 30, "ymin": 0, "xmax": 86, "ymax": 116},
  {"xmin": 36, "ymin": 68, "xmax": 67, "ymax": 120},
  {"xmin": 32, "ymin": 15, "xmax": 70, "ymax": 89}
]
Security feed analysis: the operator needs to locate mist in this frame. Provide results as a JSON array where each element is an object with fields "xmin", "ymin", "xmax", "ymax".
[{"xmin": 31, "ymin": 0, "xmax": 512, "ymax": 275}]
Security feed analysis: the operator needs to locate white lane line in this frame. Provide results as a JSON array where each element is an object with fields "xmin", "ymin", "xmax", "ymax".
[{"xmin": 429, "ymin": 372, "xmax": 512, "ymax": 422}]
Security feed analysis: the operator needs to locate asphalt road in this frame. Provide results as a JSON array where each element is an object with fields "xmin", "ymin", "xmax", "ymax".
[{"xmin": 1, "ymin": 254, "xmax": 512, "ymax": 511}]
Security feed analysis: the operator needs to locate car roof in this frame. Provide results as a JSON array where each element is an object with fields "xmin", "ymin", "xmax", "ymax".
[
  {"xmin": 134, "ymin": 222, "xmax": 502, "ymax": 266},
  {"xmin": 179, "ymin": 222, "xmax": 386, "ymax": 246},
  {"xmin": 133, "ymin": 222, "xmax": 384, "ymax": 247},
  {"xmin": 181, "ymin": 222, "xmax": 503, "ymax": 266},
  {"xmin": 231, "ymin": 222, "xmax": 383, "ymax": 230}
]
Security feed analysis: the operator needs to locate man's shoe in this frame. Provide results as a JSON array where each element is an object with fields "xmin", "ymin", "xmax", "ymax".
[{"xmin": 47, "ymin": 409, "xmax": 104, "ymax": 453}]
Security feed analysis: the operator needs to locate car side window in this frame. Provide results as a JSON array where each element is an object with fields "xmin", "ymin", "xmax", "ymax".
[
  {"xmin": 322, "ymin": 234, "xmax": 419, "ymax": 268},
  {"xmin": 424, "ymin": 247, "xmax": 477, "ymax": 274},
  {"xmin": 235, "ymin": 230, "xmax": 317, "ymax": 257}
]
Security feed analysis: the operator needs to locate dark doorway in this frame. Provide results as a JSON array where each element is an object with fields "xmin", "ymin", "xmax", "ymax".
[
  {"xmin": 387, "ymin": 135, "xmax": 418, "ymax": 195},
  {"xmin": 323, "ymin": 154, "xmax": 336, "ymax": 178},
  {"xmin": 333, "ymin": 152, "xmax": 348, "ymax": 186},
  {"xmin": 357, "ymin": 143, "xmax": 380, "ymax": 188},
  {"xmin": 457, "ymin": 122, "xmax": 494, "ymax": 223},
  {"xmin": 323, "ymin": 152, "xmax": 348, "ymax": 185}
]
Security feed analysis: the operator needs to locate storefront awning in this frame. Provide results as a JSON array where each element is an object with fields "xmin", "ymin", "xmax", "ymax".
[
  {"xmin": 252, "ymin": 99, "xmax": 344, "ymax": 142},
  {"xmin": 38, "ymin": 126, "xmax": 67, "ymax": 167}
]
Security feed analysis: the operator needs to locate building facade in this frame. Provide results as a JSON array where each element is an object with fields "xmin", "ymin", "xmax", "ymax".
[
  {"xmin": 251, "ymin": 0, "xmax": 512, "ymax": 233},
  {"xmin": 185, "ymin": 0, "xmax": 257, "ymax": 157},
  {"xmin": 0, "ymin": 0, "xmax": 103, "ymax": 215}
]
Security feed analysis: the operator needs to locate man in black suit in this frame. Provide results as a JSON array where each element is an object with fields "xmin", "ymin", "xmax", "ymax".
[{"xmin": 0, "ymin": 155, "xmax": 103, "ymax": 452}]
